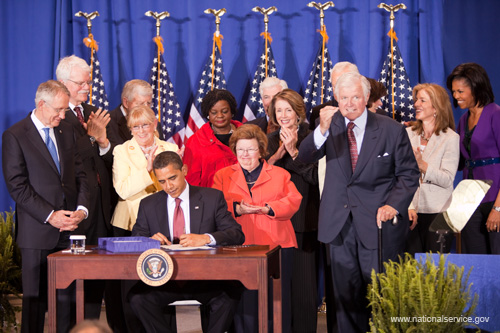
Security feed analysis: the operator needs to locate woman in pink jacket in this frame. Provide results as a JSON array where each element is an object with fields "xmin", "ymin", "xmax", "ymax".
[{"xmin": 213, "ymin": 124, "xmax": 302, "ymax": 333}]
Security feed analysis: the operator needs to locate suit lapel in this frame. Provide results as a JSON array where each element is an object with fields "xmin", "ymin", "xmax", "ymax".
[
  {"xmin": 189, "ymin": 186, "xmax": 203, "ymax": 234},
  {"xmin": 354, "ymin": 112, "xmax": 380, "ymax": 178},
  {"xmin": 65, "ymin": 110, "xmax": 86, "ymax": 136},
  {"xmin": 154, "ymin": 192, "xmax": 171, "ymax": 239},
  {"xmin": 229, "ymin": 164, "xmax": 251, "ymax": 196},
  {"xmin": 118, "ymin": 112, "xmax": 131, "ymax": 140},
  {"xmin": 331, "ymin": 114, "xmax": 352, "ymax": 179},
  {"xmin": 25, "ymin": 117, "xmax": 60, "ymax": 174}
]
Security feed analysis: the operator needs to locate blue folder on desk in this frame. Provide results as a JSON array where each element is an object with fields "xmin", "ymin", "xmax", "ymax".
[{"xmin": 98, "ymin": 237, "xmax": 160, "ymax": 253}]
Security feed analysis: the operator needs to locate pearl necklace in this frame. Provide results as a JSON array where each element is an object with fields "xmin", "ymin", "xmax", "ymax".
[{"xmin": 140, "ymin": 142, "xmax": 156, "ymax": 159}]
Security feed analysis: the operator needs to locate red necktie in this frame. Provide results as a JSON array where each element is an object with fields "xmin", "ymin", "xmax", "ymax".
[
  {"xmin": 173, "ymin": 198, "xmax": 185, "ymax": 244},
  {"xmin": 347, "ymin": 122, "xmax": 358, "ymax": 171},
  {"xmin": 74, "ymin": 106, "xmax": 85, "ymax": 126}
]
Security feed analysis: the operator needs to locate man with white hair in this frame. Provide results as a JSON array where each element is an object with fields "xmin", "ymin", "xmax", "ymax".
[
  {"xmin": 299, "ymin": 72, "xmax": 419, "ymax": 333},
  {"xmin": 247, "ymin": 76, "xmax": 288, "ymax": 134},
  {"xmin": 57, "ymin": 55, "xmax": 114, "ymax": 320},
  {"xmin": 309, "ymin": 61, "xmax": 359, "ymax": 131},
  {"xmin": 107, "ymin": 79, "xmax": 155, "ymax": 145}
]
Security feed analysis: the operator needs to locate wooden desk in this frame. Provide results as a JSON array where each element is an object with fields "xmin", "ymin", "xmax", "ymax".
[{"xmin": 47, "ymin": 246, "xmax": 281, "ymax": 333}]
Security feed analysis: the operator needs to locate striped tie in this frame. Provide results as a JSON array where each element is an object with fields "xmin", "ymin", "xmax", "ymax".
[{"xmin": 347, "ymin": 122, "xmax": 358, "ymax": 171}]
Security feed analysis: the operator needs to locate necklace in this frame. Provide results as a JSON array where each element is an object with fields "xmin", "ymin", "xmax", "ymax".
[
  {"xmin": 420, "ymin": 132, "xmax": 431, "ymax": 142},
  {"xmin": 212, "ymin": 124, "xmax": 234, "ymax": 135},
  {"xmin": 140, "ymin": 142, "xmax": 156, "ymax": 158}
]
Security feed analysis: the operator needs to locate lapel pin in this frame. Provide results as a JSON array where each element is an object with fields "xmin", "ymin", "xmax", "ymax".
[{"xmin": 195, "ymin": 206, "xmax": 200, "ymax": 210}]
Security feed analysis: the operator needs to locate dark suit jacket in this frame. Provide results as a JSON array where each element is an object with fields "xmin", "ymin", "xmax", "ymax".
[
  {"xmin": 2, "ymin": 114, "xmax": 89, "ymax": 249},
  {"xmin": 246, "ymin": 116, "xmax": 268, "ymax": 133},
  {"xmin": 298, "ymin": 110, "xmax": 419, "ymax": 249},
  {"xmin": 132, "ymin": 186, "xmax": 245, "ymax": 245},
  {"xmin": 63, "ymin": 103, "xmax": 114, "ymax": 237},
  {"xmin": 267, "ymin": 123, "xmax": 319, "ymax": 232},
  {"xmin": 107, "ymin": 105, "xmax": 132, "ymax": 145}
]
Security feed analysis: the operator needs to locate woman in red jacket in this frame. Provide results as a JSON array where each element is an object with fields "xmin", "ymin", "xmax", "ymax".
[
  {"xmin": 183, "ymin": 89, "xmax": 242, "ymax": 187},
  {"xmin": 213, "ymin": 124, "xmax": 302, "ymax": 333}
]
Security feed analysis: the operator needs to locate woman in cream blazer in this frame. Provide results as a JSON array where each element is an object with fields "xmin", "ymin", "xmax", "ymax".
[
  {"xmin": 405, "ymin": 83, "xmax": 459, "ymax": 254},
  {"xmin": 111, "ymin": 106, "xmax": 178, "ymax": 234}
]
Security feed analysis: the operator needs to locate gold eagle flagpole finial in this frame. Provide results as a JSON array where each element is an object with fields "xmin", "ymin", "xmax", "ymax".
[
  {"xmin": 75, "ymin": 11, "xmax": 100, "ymax": 105},
  {"xmin": 378, "ymin": 3, "xmax": 406, "ymax": 119},
  {"xmin": 145, "ymin": 11, "xmax": 170, "ymax": 120},
  {"xmin": 307, "ymin": 1, "xmax": 334, "ymax": 31},
  {"xmin": 145, "ymin": 11, "xmax": 170, "ymax": 37},
  {"xmin": 204, "ymin": 8, "xmax": 226, "ymax": 37},
  {"xmin": 307, "ymin": 1, "xmax": 334, "ymax": 104},
  {"xmin": 75, "ymin": 11, "xmax": 99, "ymax": 35},
  {"xmin": 252, "ymin": 6, "xmax": 277, "ymax": 33},
  {"xmin": 204, "ymin": 8, "xmax": 226, "ymax": 90},
  {"xmin": 252, "ymin": 6, "xmax": 277, "ymax": 77}
]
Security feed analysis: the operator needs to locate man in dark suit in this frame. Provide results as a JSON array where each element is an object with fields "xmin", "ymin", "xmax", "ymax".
[
  {"xmin": 56, "ymin": 55, "xmax": 114, "ymax": 320},
  {"xmin": 298, "ymin": 72, "xmax": 419, "ymax": 333},
  {"xmin": 129, "ymin": 151, "xmax": 245, "ymax": 333},
  {"xmin": 246, "ymin": 77, "xmax": 287, "ymax": 134},
  {"xmin": 308, "ymin": 61, "xmax": 359, "ymax": 333},
  {"xmin": 2, "ymin": 80, "xmax": 89, "ymax": 333},
  {"xmin": 107, "ymin": 79, "xmax": 156, "ymax": 145}
]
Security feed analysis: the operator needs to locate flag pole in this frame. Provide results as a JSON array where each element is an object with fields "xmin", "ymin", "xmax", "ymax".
[
  {"xmin": 252, "ymin": 6, "xmax": 277, "ymax": 78},
  {"xmin": 204, "ymin": 8, "xmax": 226, "ymax": 91},
  {"xmin": 75, "ymin": 11, "xmax": 100, "ymax": 106},
  {"xmin": 307, "ymin": 2, "xmax": 334, "ymax": 105},
  {"xmin": 378, "ymin": 3, "xmax": 407, "ymax": 119},
  {"xmin": 145, "ymin": 11, "xmax": 170, "ymax": 121}
]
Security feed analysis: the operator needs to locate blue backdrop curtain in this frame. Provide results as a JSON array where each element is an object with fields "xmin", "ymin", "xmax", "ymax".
[{"xmin": 1, "ymin": 0, "xmax": 500, "ymax": 211}]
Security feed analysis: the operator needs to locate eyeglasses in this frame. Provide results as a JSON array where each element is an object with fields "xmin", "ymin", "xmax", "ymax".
[
  {"xmin": 67, "ymin": 79, "xmax": 92, "ymax": 87},
  {"xmin": 131, "ymin": 123, "xmax": 152, "ymax": 131},
  {"xmin": 236, "ymin": 148, "xmax": 259, "ymax": 154},
  {"xmin": 44, "ymin": 101, "xmax": 70, "ymax": 114}
]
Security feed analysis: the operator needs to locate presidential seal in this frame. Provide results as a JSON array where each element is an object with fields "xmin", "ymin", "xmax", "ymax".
[{"xmin": 136, "ymin": 248, "xmax": 174, "ymax": 286}]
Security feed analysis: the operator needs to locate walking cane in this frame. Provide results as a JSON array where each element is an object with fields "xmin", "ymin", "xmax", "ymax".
[
  {"xmin": 378, "ymin": 216, "xmax": 398, "ymax": 273},
  {"xmin": 378, "ymin": 222, "xmax": 383, "ymax": 273}
]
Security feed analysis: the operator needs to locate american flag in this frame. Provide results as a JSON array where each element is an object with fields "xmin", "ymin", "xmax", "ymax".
[
  {"xmin": 303, "ymin": 42, "xmax": 334, "ymax": 121},
  {"xmin": 89, "ymin": 52, "xmax": 110, "ymax": 112},
  {"xmin": 242, "ymin": 41, "xmax": 277, "ymax": 122},
  {"xmin": 378, "ymin": 40, "xmax": 414, "ymax": 123},
  {"xmin": 149, "ymin": 54, "xmax": 186, "ymax": 147},
  {"xmin": 185, "ymin": 45, "xmax": 227, "ymax": 138}
]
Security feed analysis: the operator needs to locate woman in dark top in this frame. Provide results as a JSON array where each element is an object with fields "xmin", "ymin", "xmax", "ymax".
[
  {"xmin": 447, "ymin": 62, "xmax": 500, "ymax": 254},
  {"xmin": 267, "ymin": 89, "xmax": 320, "ymax": 333}
]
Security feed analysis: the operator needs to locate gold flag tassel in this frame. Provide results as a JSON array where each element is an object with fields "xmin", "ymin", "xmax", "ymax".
[
  {"xmin": 388, "ymin": 28, "xmax": 398, "ymax": 119},
  {"xmin": 317, "ymin": 26, "xmax": 329, "ymax": 105},
  {"xmin": 83, "ymin": 33, "xmax": 99, "ymax": 105},
  {"xmin": 145, "ymin": 10, "xmax": 170, "ymax": 121},
  {"xmin": 154, "ymin": 36, "xmax": 165, "ymax": 120},
  {"xmin": 260, "ymin": 32, "xmax": 273, "ymax": 77},
  {"xmin": 210, "ymin": 33, "xmax": 224, "ymax": 91}
]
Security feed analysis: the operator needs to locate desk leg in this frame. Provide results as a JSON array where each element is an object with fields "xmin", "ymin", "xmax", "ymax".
[
  {"xmin": 273, "ymin": 276, "xmax": 282, "ymax": 333},
  {"xmin": 76, "ymin": 279, "xmax": 85, "ymax": 322},
  {"xmin": 258, "ymin": 262, "xmax": 268, "ymax": 333},
  {"xmin": 48, "ymin": 260, "xmax": 56, "ymax": 333}
]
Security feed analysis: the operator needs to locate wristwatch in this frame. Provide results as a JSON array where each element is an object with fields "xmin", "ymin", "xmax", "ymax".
[{"xmin": 493, "ymin": 206, "xmax": 500, "ymax": 213}]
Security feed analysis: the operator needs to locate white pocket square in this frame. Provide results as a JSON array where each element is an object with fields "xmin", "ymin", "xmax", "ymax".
[{"xmin": 377, "ymin": 152, "xmax": 390, "ymax": 158}]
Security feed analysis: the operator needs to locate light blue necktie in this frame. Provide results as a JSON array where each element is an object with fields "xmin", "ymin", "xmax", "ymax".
[{"xmin": 43, "ymin": 128, "xmax": 60, "ymax": 173}]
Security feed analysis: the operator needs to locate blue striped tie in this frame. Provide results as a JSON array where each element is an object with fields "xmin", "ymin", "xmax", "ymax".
[{"xmin": 43, "ymin": 128, "xmax": 60, "ymax": 173}]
